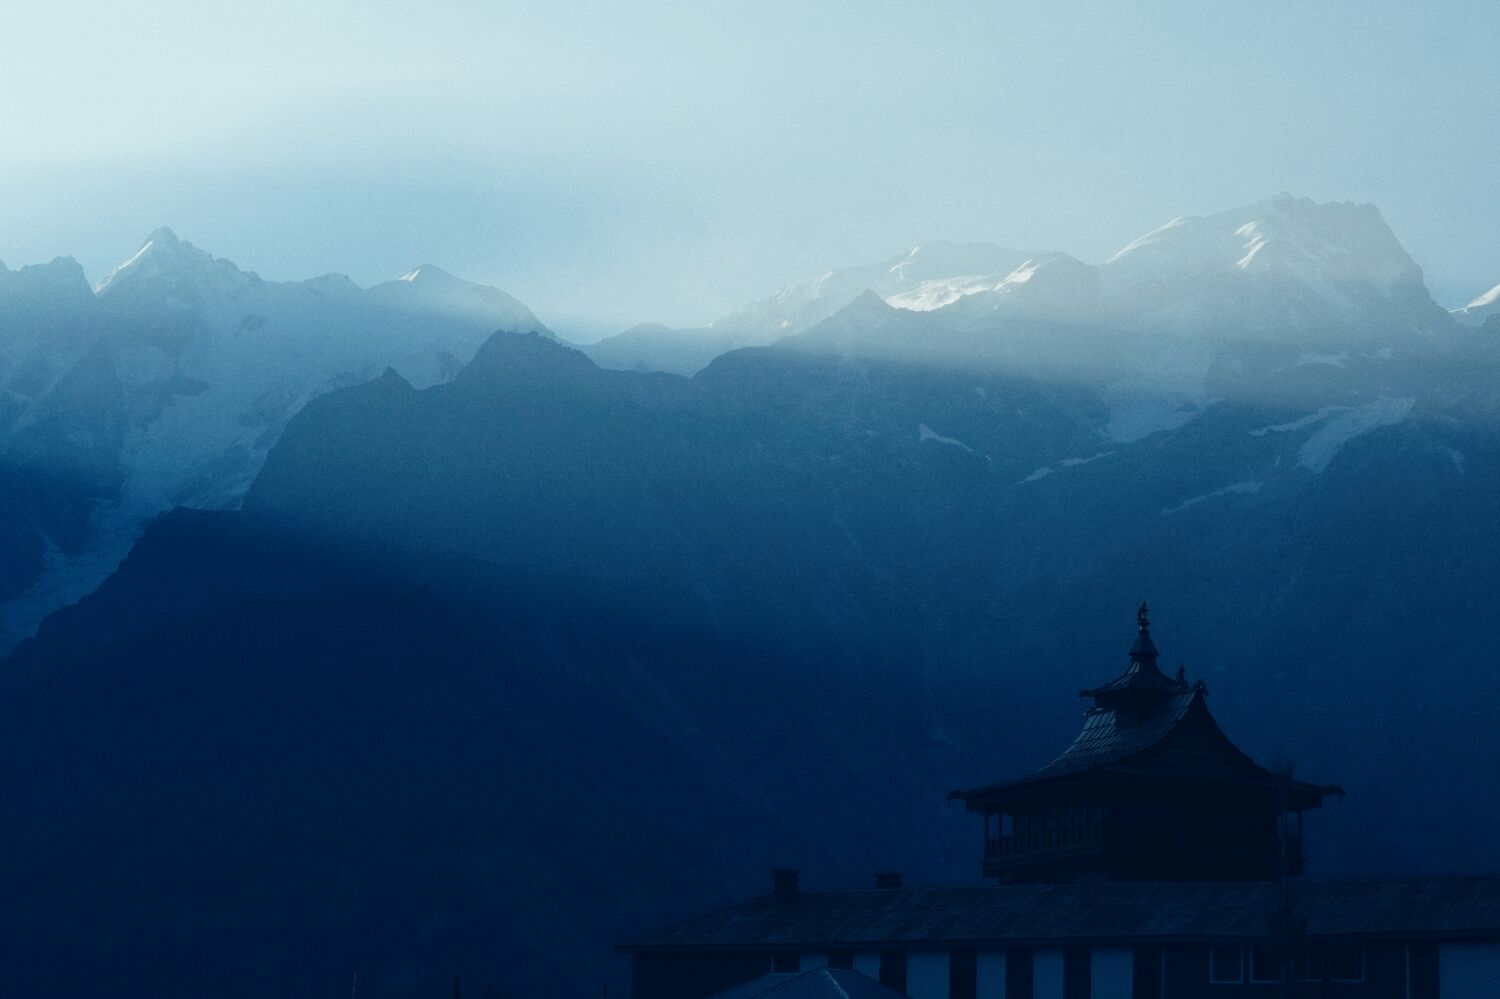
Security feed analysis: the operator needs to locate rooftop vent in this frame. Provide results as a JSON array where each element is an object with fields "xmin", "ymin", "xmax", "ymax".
[{"xmin": 771, "ymin": 869, "xmax": 800, "ymax": 902}]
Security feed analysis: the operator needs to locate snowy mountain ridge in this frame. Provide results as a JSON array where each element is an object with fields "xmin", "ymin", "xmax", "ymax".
[
  {"xmin": 589, "ymin": 195, "xmax": 1457, "ymax": 376},
  {"xmin": 0, "ymin": 229, "xmax": 552, "ymax": 650}
]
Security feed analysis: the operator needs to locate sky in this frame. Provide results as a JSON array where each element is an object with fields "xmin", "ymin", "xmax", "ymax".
[{"xmin": 1, "ymin": 0, "xmax": 1496, "ymax": 339}]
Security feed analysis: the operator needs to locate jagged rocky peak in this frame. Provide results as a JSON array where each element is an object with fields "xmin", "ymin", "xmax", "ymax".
[
  {"xmin": 1090, "ymin": 194, "xmax": 1453, "ymax": 342},
  {"xmin": 455, "ymin": 328, "xmax": 594, "ymax": 386},
  {"xmin": 369, "ymin": 263, "xmax": 550, "ymax": 337},
  {"xmin": 1105, "ymin": 194, "xmax": 1423, "ymax": 289},
  {"xmin": 95, "ymin": 225, "xmax": 255, "ymax": 299},
  {"xmin": 0, "ymin": 255, "xmax": 95, "ymax": 303}
]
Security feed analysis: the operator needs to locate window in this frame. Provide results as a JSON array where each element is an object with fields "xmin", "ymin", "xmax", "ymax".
[
  {"xmin": 1064, "ymin": 945, "xmax": 1091, "ymax": 999},
  {"xmin": 1132, "ymin": 945, "xmax": 1164, "ymax": 999},
  {"xmin": 827, "ymin": 950, "xmax": 853, "ymax": 971},
  {"xmin": 773, "ymin": 952, "xmax": 799, "ymax": 973},
  {"xmin": 1327, "ymin": 944, "xmax": 1364, "ymax": 982},
  {"xmin": 879, "ymin": 948, "xmax": 907, "ymax": 993},
  {"xmin": 1408, "ymin": 942, "xmax": 1439, "ymax": 999},
  {"xmin": 1249, "ymin": 946, "xmax": 1280, "ymax": 983},
  {"xmin": 1006, "ymin": 946, "xmax": 1034, "ymax": 999},
  {"xmin": 1209, "ymin": 945, "xmax": 1244, "ymax": 984},
  {"xmin": 1296, "ymin": 946, "xmax": 1324, "ymax": 982},
  {"xmin": 949, "ymin": 948, "xmax": 977, "ymax": 999}
]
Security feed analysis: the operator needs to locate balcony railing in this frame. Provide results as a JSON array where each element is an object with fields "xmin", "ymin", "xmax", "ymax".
[{"xmin": 985, "ymin": 822, "xmax": 1103, "ymax": 858}]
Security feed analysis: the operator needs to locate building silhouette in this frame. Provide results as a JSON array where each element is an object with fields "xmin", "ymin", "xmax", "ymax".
[
  {"xmin": 619, "ymin": 606, "xmax": 1500, "ymax": 998},
  {"xmin": 950, "ymin": 603, "xmax": 1339, "ymax": 883}
]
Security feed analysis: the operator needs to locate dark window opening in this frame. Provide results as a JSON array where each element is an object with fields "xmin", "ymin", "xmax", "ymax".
[
  {"xmin": 1209, "ymin": 945, "xmax": 1243, "ymax": 984},
  {"xmin": 1006, "ymin": 947, "xmax": 1035, "ymax": 999},
  {"xmin": 1132, "ymin": 945, "xmax": 1163, "ymax": 999},
  {"xmin": 1327, "ymin": 944, "xmax": 1364, "ymax": 982},
  {"xmin": 773, "ymin": 952, "xmax": 799, "ymax": 973},
  {"xmin": 1296, "ymin": 946, "xmax": 1325, "ymax": 982},
  {"xmin": 1064, "ymin": 944, "xmax": 1091, "ymax": 999},
  {"xmin": 827, "ymin": 949, "xmax": 854, "ymax": 971},
  {"xmin": 949, "ymin": 948, "xmax": 977, "ymax": 999},
  {"xmin": 1408, "ymin": 942, "xmax": 1439, "ymax": 999},
  {"xmin": 879, "ymin": 948, "xmax": 907, "ymax": 993},
  {"xmin": 1249, "ymin": 946, "xmax": 1280, "ymax": 983}
]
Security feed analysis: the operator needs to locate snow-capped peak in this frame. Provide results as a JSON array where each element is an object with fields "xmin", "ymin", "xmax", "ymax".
[
  {"xmin": 1096, "ymin": 195, "xmax": 1443, "ymax": 338},
  {"xmin": 144, "ymin": 226, "xmax": 182, "ymax": 247},
  {"xmin": 1104, "ymin": 194, "xmax": 1418, "ymax": 286},
  {"xmin": 398, "ymin": 264, "xmax": 457, "ymax": 285},
  {"xmin": 94, "ymin": 226, "xmax": 230, "ymax": 296}
]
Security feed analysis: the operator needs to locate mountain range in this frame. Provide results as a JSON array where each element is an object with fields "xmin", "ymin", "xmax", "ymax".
[
  {"xmin": 2, "ymin": 195, "xmax": 1500, "ymax": 997},
  {"xmin": 0, "ymin": 229, "xmax": 550, "ymax": 650}
]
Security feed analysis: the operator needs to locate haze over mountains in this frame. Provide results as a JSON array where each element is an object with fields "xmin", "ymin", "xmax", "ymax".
[
  {"xmin": 587, "ymin": 195, "xmax": 1481, "ymax": 376},
  {"xmin": 3, "ymin": 195, "xmax": 1500, "ymax": 997},
  {"xmin": 0, "ymin": 229, "xmax": 549, "ymax": 649}
]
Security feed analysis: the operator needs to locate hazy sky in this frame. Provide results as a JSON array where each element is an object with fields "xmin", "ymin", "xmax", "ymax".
[{"xmin": 2, "ymin": 0, "xmax": 1496, "ymax": 338}]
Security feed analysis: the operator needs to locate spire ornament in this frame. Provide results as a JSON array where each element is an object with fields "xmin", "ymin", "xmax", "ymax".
[{"xmin": 1137, "ymin": 601, "xmax": 1150, "ymax": 632}]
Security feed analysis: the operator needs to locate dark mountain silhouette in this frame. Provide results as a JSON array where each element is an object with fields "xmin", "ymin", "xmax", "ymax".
[
  {"xmin": 4, "ymin": 197, "xmax": 1500, "ymax": 998},
  {"xmin": 5, "ymin": 311, "xmax": 1500, "ymax": 996}
]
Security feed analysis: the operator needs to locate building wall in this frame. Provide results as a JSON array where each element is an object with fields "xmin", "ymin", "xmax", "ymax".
[
  {"xmin": 1033, "ymin": 947, "xmax": 1065, "ymax": 999},
  {"xmin": 1092, "ymin": 946, "xmax": 1132, "ymax": 996},
  {"xmin": 976, "ymin": 950, "xmax": 1005, "ymax": 999},
  {"xmin": 907, "ymin": 950, "xmax": 950, "ymax": 999},
  {"xmin": 1440, "ymin": 942, "xmax": 1500, "ymax": 999},
  {"xmin": 631, "ymin": 939, "xmax": 1500, "ymax": 999}
]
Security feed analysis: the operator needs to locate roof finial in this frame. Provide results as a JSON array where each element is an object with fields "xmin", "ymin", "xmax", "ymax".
[{"xmin": 1137, "ymin": 601, "xmax": 1150, "ymax": 632}]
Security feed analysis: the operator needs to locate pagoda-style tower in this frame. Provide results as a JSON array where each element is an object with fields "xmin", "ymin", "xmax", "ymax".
[{"xmin": 950, "ymin": 604, "xmax": 1341, "ymax": 883}]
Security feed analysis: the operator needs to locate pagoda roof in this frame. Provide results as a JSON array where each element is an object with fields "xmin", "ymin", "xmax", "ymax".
[
  {"xmin": 1079, "ymin": 601, "xmax": 1178, "ymax": 699},
  {"xmin": 1033, "ymin": 687, "xmax": 1203, "ymax": 778},
  {"xmin": 950, "ymin": 605, "xmax": 1342, "ymax": 808}
]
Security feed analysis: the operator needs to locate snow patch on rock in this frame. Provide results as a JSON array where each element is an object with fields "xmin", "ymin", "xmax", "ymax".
[
  {"xmin": 1020, "ymin": 451, "xmax": 1113, "ymax": 484},
  {"xmin": 1297, "ymin": 397, "xmax": 1414, "ymax": 473},
  {"xmin": 918, "ymin": 423, "xmax": 973, "ymax": 452},
  {"xmin": 1162, "ymin": 480, "xmax": 1263, "ymax": 515}
]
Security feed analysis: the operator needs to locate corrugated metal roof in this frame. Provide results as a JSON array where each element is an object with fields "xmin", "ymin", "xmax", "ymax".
[{"xmin": 619, "ymin": 877, "xmax": 1500, "ymax": 951}]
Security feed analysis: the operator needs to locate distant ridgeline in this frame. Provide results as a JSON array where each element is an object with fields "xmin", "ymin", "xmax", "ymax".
[{"xmin": 3, "ymin": 197, "xmax": 1500, "ymax": 998}]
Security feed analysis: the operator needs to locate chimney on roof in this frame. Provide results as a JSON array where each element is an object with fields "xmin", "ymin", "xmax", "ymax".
[
  {"xmin": 874, "ymin": 872, "xmax": 904, "ymax": 889},
  {"xmin": 771, "ymin": 869, "xmax": 800, "ymax": 902}
]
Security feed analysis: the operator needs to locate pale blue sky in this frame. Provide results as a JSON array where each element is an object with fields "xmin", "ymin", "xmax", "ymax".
[{"xmin": 1, "ymin": 0, "xmax": 1495, "ymax": 337}]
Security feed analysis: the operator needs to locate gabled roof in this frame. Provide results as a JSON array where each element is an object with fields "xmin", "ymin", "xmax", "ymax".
[
  {"xmin": 618, "ymin": 877, "xmax": 1500, "ymax": 952},
  {"xmin": 709, "ymin": 969, "xmax": 907, "ymax": 999}
]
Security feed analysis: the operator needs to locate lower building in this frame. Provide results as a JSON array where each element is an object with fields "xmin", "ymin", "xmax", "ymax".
[
  {"xmin": 618, "ymin": 608, "xmax": 1500, "ymax": 998},
  {"xmin": 618, "ymin": 872, "xmax": 1500, "ymax": 999}
]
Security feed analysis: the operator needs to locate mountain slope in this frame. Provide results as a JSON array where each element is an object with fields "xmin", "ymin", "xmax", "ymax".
[
  {"xmin": 8, "ymin": 313, "xmax": 1500, "ymax": 996},
  {"xmin": 0, "ymin": 230, "xmax": 551, "ymax": 650}
]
